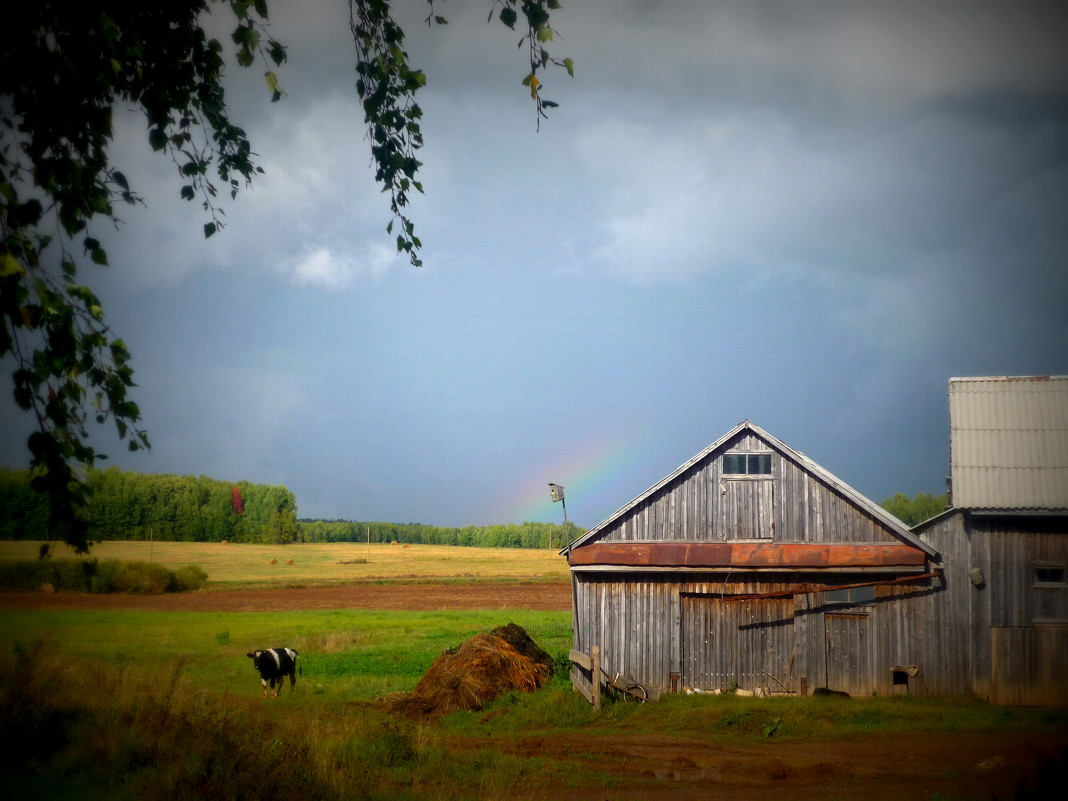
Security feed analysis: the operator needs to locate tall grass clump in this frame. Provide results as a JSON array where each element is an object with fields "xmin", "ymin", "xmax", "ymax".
[
  {"xmin": 0, "ymin": 643, "xmax": 570, "ymax": 801},
  {"xmin": 0, "ymin": 559, "xmax": 207, "ymax": 593},
  {"xmin": 0, "ymin": 641, "xmax": 337, "ymax": 801}
]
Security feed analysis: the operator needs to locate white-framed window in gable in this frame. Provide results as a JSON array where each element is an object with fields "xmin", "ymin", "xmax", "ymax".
[{"xmin": 722, "ymin": 452, "xmax": 772, "ymax": 476}]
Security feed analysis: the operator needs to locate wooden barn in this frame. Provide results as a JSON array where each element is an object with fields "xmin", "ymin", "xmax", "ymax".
[{"xmin": 565, "ymin": 377, "xmax": 1068, "ymax": 704}]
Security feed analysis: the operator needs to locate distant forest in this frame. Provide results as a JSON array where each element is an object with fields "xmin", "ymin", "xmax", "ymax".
[
  {"xmin": 0, "ymin": 468, "xmax": 581, "ymax": 549},
  {"xmin": 299, "ymin": 519, "xmax": 582, "ymax": 550},
  {"xmin": 0, "ymin": 468, "xmax": 299, "ymax": 544}
]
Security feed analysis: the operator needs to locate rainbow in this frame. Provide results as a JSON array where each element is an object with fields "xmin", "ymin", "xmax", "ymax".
[{"xmin": 503, "ymin": 432, "xmax": 658, "ymax": 528}]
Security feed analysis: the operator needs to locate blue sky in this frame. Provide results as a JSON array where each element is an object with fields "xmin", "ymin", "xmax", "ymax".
[{"xmin": 3, "ymin": 0, "xmax": 1067, "ymax": 529}]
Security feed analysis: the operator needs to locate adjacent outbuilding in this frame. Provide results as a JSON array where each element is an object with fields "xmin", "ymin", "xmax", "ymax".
[{"xmin": 915, "ymin": 376, "xmax": 1068, "ymax": 705}]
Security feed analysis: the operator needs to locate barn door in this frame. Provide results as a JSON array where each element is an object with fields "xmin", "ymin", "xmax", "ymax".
[
  {"xmin": 824, "ymin": 612, "xmax": 871, "ymax": 696},
  {"xmin": 681, "ymin": 595, "xmax": 794, "ymax": 692}
]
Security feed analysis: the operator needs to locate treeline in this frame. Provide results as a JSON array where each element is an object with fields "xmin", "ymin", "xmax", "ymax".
[
  {"xmin": 880, "ymin": 492, "xmax": 949, "ymax": 526},
  {"xmin": 0, "ymin": 467, "xmax": 299, "ymax": 544},
  {"xmin": 298, "ymin": 519, "xmax": 583, "ymax": 549},
  {"xmin": 0, "ymin": 468, "xmax": 583, "ymax": 549}
]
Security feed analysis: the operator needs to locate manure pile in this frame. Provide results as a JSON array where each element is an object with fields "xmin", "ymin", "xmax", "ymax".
[{"xmin": 383, "ymin": 623, "xmax": 554, "ymax": 718}]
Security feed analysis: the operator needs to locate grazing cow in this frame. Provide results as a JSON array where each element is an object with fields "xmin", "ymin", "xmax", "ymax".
[{"xmin": 247, "ymin": 648, "xmax": 300, "ymax": 698}]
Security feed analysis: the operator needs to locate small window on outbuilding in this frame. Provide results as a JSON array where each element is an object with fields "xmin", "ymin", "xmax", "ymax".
[
  {"xmin": 823, "ymin": 584, "xmax": 877, "ymax": 605},
  {"xmin": 1034, "ymin": 564, "xmax": 1067, "ymax": 588},
  {"xmin": 723, "ymin": 453, "xmax": 772, "ymax": 475}
]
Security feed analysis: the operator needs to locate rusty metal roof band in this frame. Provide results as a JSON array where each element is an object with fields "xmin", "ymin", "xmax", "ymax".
[{"xmin": 569, "ymin": 542, "xmax": 927, "ymax": 568}]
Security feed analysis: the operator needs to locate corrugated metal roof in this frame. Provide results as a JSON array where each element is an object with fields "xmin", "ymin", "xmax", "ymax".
[{"xmin": 948, "ymin": 376, "xmax": 1068, "ymax": 510}]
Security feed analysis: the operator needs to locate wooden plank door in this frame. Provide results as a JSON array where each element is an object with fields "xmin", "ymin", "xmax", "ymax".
[
  {"xmin": 718, "ymin": 479, "xmax": 775, "ymax": 539},
  {"xmin": 824, "ymin": 612, "xmax": 871, "ymax": 696},
  {"xmin": 681, "ymin": 595, "xmax": 794, "ymax": 692}
]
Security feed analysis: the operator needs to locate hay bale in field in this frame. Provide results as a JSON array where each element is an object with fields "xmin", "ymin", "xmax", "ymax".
[
  {"xmin": 269, "ymin": 558, "xmax": 278, "ymax": 564},
  {"xmin": 39, "ymin": 582, "xmax": 56, "ymax": 594},
  {"xmin": 384, "ymin": 627, "xmax": 550, "ymax": 719},
  {"xmin": 490, "ymin": 622, "xmax": 554, "ymax": 679},
  {"xmin": 287, "ymin": 559, "xmax": 295, "ymax": 565}
]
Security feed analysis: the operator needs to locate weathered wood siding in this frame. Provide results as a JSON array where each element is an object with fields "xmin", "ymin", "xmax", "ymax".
[
  {"xmin": 571, "ymin": 574, "xmax": 678, "ymax": 697},
  {"xmin": 572, "ymin": 573, "xmax": 948, "ymax": 698},
  {"xmin": 974, "ymin": 516, "xmax": 1067, "ymax": 705},
  {"xmin": 600, "ymin": 432, "xmax": 900, "ymax": 545},
  {"xmin": 990, "ymin": 626, "xmax": 1068, "ymax": 706},
  {"xmin": 980, "ymin": 517, "xmax": 1068, "ymax": 626}
]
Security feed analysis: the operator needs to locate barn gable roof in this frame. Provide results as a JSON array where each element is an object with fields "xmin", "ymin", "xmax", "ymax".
[{"xmin": 566, "ymin": 420, "xmax": 936, "ymax": 559}]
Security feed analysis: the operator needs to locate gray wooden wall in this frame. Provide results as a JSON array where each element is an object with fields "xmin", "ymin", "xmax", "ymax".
[
  {"xmin": 573, "ymin": 572, "xmax": 944, "ymax": 698},
  {"xmin": 601, "ymin": 433, "xmax": 899, "ymax": 544},
  {"xmin": 923, "ymin": 513, "xmax": 1068, "ymax": 705}
]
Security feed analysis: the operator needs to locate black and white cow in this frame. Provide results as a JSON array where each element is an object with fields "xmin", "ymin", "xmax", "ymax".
[{"xmin": 247, "ymin": 648, "xmax": 301, "ymax": 698}]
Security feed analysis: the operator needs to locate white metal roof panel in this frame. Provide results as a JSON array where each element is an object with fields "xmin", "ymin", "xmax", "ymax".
[{"xmin": 949, "ymin": 376, "xmax": 1068, "ymax": 510}]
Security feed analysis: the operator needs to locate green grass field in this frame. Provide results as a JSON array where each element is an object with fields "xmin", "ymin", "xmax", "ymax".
[
  {"xmin": 2, "ymin": 541, "xmax": 1065, "ymax": 800},
  {"xmin": 0, "ymin": 540, "xmax": 570, "ymax": 587},
  {"xmin": 0, "ymin": 607, "xmax": 573, "ymax": 700}
]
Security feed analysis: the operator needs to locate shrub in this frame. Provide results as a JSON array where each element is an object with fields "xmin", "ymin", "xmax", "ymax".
[
  {"xmin": 87, "ymin": 559, "xmax": 171, "ymax": 594},
  {"xmin": 0, "ymin": 558, "xmax": 93, "ymax": 591},
  {"xmin": 0, "ymin": 559, "xmax": 208, "ymax": 594},
  {"xmin": 172, "ymin": 565, "xmax": 208, "ymax": 592}
]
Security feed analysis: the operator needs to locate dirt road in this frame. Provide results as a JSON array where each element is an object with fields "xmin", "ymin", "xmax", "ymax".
[{"xmin": 494, "ymin": 729, "xmax": 1067, "ymax": 800}]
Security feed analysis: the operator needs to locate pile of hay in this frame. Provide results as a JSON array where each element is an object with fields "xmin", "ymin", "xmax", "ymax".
[{"xmin": 383, "ymin": 624, "xmax": 553, "ymax": 719}]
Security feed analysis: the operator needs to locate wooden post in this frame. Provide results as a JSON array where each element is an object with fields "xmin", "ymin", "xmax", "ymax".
[{"xmin": 591, "ymin": 645, "xmax": 601, "ymax": 712}]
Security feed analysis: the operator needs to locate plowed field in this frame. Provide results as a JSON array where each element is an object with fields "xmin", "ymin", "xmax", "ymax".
[{"xmin": 0, "ymin": 581, "xmax": 572, "ymax": 611}]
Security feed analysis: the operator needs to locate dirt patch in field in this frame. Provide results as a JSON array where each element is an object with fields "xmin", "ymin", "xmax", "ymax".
[
  {"xmin": 453, "ymin": 728, "xmax": 1068, "ymax": 800},
  {"xmin": 0, "ymin": 581, "xmax": 572, "ymax": 612}
]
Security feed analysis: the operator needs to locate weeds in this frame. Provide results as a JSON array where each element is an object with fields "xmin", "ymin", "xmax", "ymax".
[
  {"xmin": 762, "ymin": 716, "xmax": 783, "ymax": 738},
  {"xmin": 551, "ymin": 649, "xmax": 573, "ymax": 686}
]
